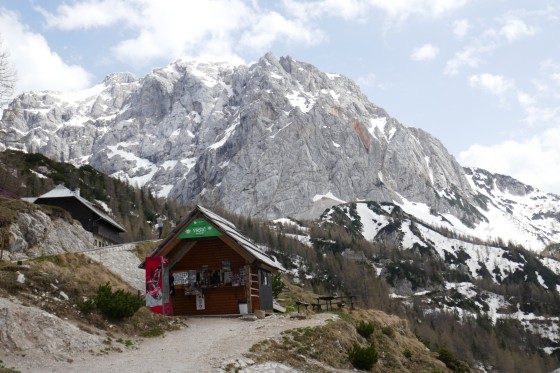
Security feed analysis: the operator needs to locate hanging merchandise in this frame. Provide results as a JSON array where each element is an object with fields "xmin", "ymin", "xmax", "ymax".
[
  {"xmin": 196, "ymin": 289, "xmax": 205, "ymax": 310},
  {"xmin": 239, "ymin": 267, "xmax": 246, "ymax": 286}
]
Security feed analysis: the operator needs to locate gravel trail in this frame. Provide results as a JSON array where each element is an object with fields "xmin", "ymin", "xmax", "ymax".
[{"xmin": 2, "ymin": 313, "xmax": 336, "ymax": 373}]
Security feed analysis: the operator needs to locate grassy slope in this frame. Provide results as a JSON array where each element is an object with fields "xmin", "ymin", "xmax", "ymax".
[{"xmin": 0, "ymin": 250, "xmax": 179, "ymax": 337}]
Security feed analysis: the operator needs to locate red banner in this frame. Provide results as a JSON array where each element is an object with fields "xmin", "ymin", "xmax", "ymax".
[{"xmin": 145, "ymin": 256, "xmax": 173, "ymax": 315}]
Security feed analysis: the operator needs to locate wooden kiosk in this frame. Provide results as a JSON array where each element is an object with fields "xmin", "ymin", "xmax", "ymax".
[{"xmin": 142, "ymin": 205, "xmax": 282, "ymax": 316}]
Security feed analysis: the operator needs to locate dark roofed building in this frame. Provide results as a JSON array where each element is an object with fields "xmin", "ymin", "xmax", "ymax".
[{"xmin": 25, "ymin": 185, "xmax": 126, "ymax": 246}]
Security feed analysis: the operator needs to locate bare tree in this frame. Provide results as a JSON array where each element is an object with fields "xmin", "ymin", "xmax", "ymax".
[
  {"xmin": 0, "ymin": 37, "xmax": 15, "ymax": 106},
  {"xmin": 0, "ymin": 36, "xmax": 17, "ymax": 146}
]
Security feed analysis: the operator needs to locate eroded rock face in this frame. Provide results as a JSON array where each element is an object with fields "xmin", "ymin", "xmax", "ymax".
[
  {"xmin": 0, "ymin": 297, "xmax": 102, "ymax": 357},
  {"xmin": 3, "ymin": 210, "xmax": 93, "ymax": 261},
  {"xmin": 1, "ymin": 53, "xmax": 481, "ymax": 222}
]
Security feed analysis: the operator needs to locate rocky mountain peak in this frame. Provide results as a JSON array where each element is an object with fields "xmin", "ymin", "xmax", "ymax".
[{"xmin": 3, "ymin": 53, "xmax": 558, "ymax": 244}]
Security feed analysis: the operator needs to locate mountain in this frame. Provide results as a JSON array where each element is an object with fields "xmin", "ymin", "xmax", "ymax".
[
  {"xmin": 2, "ymin": 53, "xmax": 560, "ymax": 252},
  {"xmin": 273, "ymin": 200, "xmax": 560, "ymax": 362}
]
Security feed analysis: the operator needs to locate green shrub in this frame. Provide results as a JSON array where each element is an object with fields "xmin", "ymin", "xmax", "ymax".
[
  {"xmin": 140, "ymin": 327, "xmax": 165, "ymax": 338},
  {"xmin": 95, "ymin": 283, "xmax": 143, "ymax": 319},
  {"xmin": 403, "ymin": 349, "xmax": 412, "ymax": 359},
  {"xmin": 76, "ymin": 298, "xmax": 96, "ymax": 313},
  {"xmin": 347, "ymin": 343, "xmax": 378, "ymax": 370},
  {"xmin": 356, "ymin": 320, "xmax": 374, "ymax": 339},
  {"xmin": 437, "ymin": 348, "xmax": 470, "ymax": 372},
  {"xmin": 381, "ymin": 326, "xmax": 394, "ymax": 337},
  {"xmin": 272, "ymin": 273, "xmax": 285, "ymax": 298}
]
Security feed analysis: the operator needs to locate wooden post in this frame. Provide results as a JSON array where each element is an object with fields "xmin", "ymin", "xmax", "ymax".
[
  {"xmin": 0, "ymin": 228, "xmax": 9, "ymax": 261},
  {"xmin": 245, "ymin": 264, "xmax": 251, "ymax": 313}
]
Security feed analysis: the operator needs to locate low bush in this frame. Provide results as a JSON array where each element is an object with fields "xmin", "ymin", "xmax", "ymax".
[
  {"xmin": 140, "ymin": 327, "xmax": 165, "ymax": 338},
  {"xmin": 76, "ymin": 298, "xmax": 96, "ymax": 313},
  {"xmin": 95, "ymin": 283, "xmax": 143, "ymax": 319},
  {"xmin": 381, "ymin": 326, "xmax": 394, "ymax": 337},
  {"xmin": 347, "ymin": 343, "xmax": 378, "ymax": 370},
  {"xmin": 356, "ymin": 320, "xmax": 374, "ymax": 339},
  {"xmin": 437, "ymin": 348, "xmax": 470, "ymax": 372}
]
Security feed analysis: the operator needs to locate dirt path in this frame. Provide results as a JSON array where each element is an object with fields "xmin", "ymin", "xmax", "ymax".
[{"xmin": 3, "ymin": 313, "xmax": 337, "ymax": 373}]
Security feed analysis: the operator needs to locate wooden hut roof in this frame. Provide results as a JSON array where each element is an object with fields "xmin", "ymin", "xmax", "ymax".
[{"xmin": 141, "ymin": 205, "xmax": 283, "ymax": 271}]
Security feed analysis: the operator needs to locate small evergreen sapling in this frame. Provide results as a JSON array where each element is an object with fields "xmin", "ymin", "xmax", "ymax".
[
  {"xmin": 95, "ymin": 282, "xmax": 143, "ymax": 319},
  {"xmin": 347, "ymin": 343, "xmax": 378, "ymax": 370}
]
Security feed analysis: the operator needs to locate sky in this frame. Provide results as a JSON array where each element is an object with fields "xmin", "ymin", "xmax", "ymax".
[{"xmin": 0, "ymin": 0, "xmax": 559, "ymax": 194}]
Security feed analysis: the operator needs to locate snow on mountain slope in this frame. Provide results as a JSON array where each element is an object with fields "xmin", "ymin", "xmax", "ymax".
[
  {"xmin": 366, "ymin": 167, "xmax": 560, "ymax": 252},
  {"xmin": 317, "ymin": 201, "xmax": 560, "ymax": 352},
  {"xmin": 3, "ymin": 54, "xmax": 560, "ymax": 251},
  {"xmin": 331, "ymin": 201, "xmax": 560, "ymax": 287},
  {"xmin": 2, "ymin": 53, "xmax": 480, "ymax": 224},
  {"xmin": 465, "ymin": 167, "xmax": 560, "ymax": 249}
]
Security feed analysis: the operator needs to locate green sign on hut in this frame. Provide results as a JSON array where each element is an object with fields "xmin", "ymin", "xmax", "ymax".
[{"xmin": 178, "ymin": 218, "xmax": 222, "ymax": 239}]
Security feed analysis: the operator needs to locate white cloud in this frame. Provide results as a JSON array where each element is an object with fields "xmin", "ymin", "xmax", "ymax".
[
  {"xmin": 499, "ymin": 17, "xmax": 537, "ymax": 42},
  {"xmin": 444, "ymin": 14, "xmax": 538, "ymax": 75},
  {"xmin": 411, "ymin": 44, "xmax": 439, "ymax": 61},
  {"xmin": 468, "ymin": 71, "xmax": 559, "ymax": 126},
  {"xmin": 239, "ymin": 12, "xmax": 324, "ymax": 51},
  {"xmin": 358, "ymin": 72, "xmax": 377, "ymax": 87},
  {"xmin": 36, "ymin": 0, "xmax": 134, "ymax": 30},
  {"xmin": 37, "ymin": 0, "xmax": 325, "ymax": 67},
  {"xmin": 468, "ymin": 73, "xmax": 513, "ymax": 96},
  {"xmin": 459, "ymin": 128, "xmax": 560, "ymax": 194},
  {"xmin": 35, "ymin": 0, "xmax": 473, "ymax": 70},
  {"xmin": 282, "ymin": 0, "xmax": 367, "ymax": 21},
  {"xmin": 444, "ymin": 45, "xmax": 490, "ymax": 75},
  {"xmin": 518, "ymin": 95, "xmax": 559, "ymax": 126},
  {"xmin": 109, "ymin": 1, "xmax": 253, "ymax": 66},
  {"xmin": 453, "ymin": 19, "xmax": 470, "ymax": 37},
  {"xmin": 368, "ymin": 0, "xmax": 469, "ymax": 22},
  {"xmin": 282, "ymin": 0, "xmax": 470, "ymax": 23},
  {"xmin": 0, "ymin": 9, "xmax": 91, "ymax": 94}
]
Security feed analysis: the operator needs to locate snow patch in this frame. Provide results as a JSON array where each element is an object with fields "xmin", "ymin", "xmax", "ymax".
[
  {"xmin": 366, "ymin": 117, "xmax": 388, "ymax": 141},
  {"xmin": 424, "ymin": 156, "xmax": 434, "ymax": 185},
  {"xmin": 208, "ymin": 118, "xmax": 240, "ymax": 150},
  {"xmin": 286, "ymin": 90, "xmax": 315, "ymax": 113},
  {"xmin": 312, "ymin": 193, "xmax": 346, "ymax": 204},
  {"xmin": 326, "ymin": 73, "xmax": 340, "ymax": 80},
  {"xmin": 157, "ymin": 185, "xmax": 173, "ymax": 198},
  {"xmin": 31, "ymin": 169, "xmax": 47, "ymax": 179},
  {"xmin": 161, "ymin": 160, "xmax": 178, "ymax": 170}
]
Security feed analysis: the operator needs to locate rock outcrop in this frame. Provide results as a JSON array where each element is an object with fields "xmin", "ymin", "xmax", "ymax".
[{"xmin": 3, "ymin": 210, "xmax": 93, "ymax": 261}]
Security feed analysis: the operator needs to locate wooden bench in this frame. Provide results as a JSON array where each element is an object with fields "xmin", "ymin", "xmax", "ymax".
[
  {"xmin": 295, "ymin": 300, "xmax": 310, "ymax": 313},
  {"xmin": 334, "ymin": 295, "xmax": 356, "ymax": 310}
]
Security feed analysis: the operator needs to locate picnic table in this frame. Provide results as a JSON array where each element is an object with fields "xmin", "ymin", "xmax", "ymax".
[
  {"xmin": 312, "ymin": 296, "xmax": 335, "ymax": 311},
  {"xmin": 312, "ymin": 295, "xmax": 356, "ymax": 311}
]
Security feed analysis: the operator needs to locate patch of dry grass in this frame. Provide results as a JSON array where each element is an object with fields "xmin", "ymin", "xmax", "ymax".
[
  {"xmin": 0, "ymin": 196, "xmax": 38, "ymax": 223},
  {"xmin": 0, "ymin": 253, "xmax": 181, "ymax": 337},
  {"xmin": 274, "ymin": 274, "xmax": 322, "ymax": 313},
  {"xmin": 133, "ymin": 241, "xmax": 159, "ymax": 261},
  {"xmin": 248, "ymin": 308, "xmax": 451, "ymax": 373}
]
